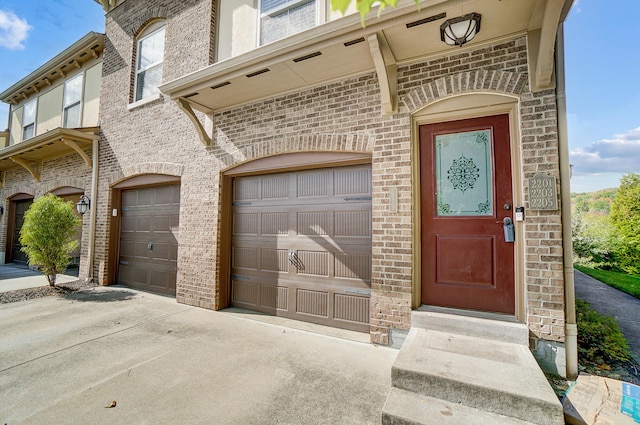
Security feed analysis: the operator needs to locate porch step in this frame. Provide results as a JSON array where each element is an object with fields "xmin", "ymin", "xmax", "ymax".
[
  {"xmin": 382, "ymin": 388, "xmax": 539, "ymax": 425},
  {"xmin": 411, "ymin": 307, "xmax": 529, "ymax": 345},
  {"xmin": 383, "ymin": 327, "xmax": 563, "ymax": 425}
]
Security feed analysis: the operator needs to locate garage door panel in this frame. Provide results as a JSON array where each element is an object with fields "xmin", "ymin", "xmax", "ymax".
[
  {"xmin": 234, "ymin": 178, "xmax": 259, "ymax": 201},
  {"xmin": 136, "ymin": 217, "xmax": 152, "ymax": 232},
  {"xmin": 260, "ymin": 285, "xmax": 289, "ymax": 310},
  {"xmin": 119, "ymin": 240, "xmax": 135, "ymax": 257},
  {"xmin": 335, "ymin": 211, "xmax": 371, "ymax": 237},
  {"xmin": 261, "ymin": 212, "xmax": 289, "ymax": 235},
  {"xmin": 150, "ymin": 269, "xmax": 176, "ymax": 293},
  {"xmin": 153, "ymin": 215, "xmax": 171, "ymax": 232},
  {"xmin": 334, "ymin": 294, "xmax": 369, "ymax": 324},
  {"xmin": 297, "ymin": 211, "xmax": 331, "ymax": 236},
  {"xmin": 296, "ymin": 289, "xmax": 328, "ymax": 317},
  {"xmin": 334, "ymin": 167, "xmax": 372, "ymax": 196},
  {"xmin": 121, "ymin": 216, "xmax": 136, "ymax": 232},
  {"xmin": 153, "ymin": 185, "xmax": 173, "ymax": 205},
  {"xmin": 232, "ymin": 247, "xmax": 258, "ymax": 270},
  {"xmin": 261, "ymin": 249, "xmax": 288, "ymax": 272},
  {"xmin": 151, "ymin": 242, "xmax": 169, "ymax": 260},
  {"xmin": 296, "ymin": 251, "xmax": 329, "ymax": 276},
  {"xmin": 232, "ymin": 280, "xmax": 259, "ymax": 305},
  {"xmin": 262, "ymin": 175, "xmax": 289, "ymax": 199},
  {"xmin": 136, "ymin": 189, "xmax": 153, "ymax": 205},
  {"xmin": 297, "ymin": 171, "xmax": 331, "ymax": 198},
  {"xmin": 133, "ymin": 267, "xmax": 148, "ymax": 284},
  {"xmin": 122, "ymin": 190, "xmax": 137, "ymax": 206},
  {"xmin": 231, "ymin": 164, "xmax": 371, "ymax": 332},
  {"xmin": 335, "ymin": 253, "xmax": 371, "ymax": 280},
  {"xmin": 233, "ymin": 213, "xmax": 258, "ymax": 235}
]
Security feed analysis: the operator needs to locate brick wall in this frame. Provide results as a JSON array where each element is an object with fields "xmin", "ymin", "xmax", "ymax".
[
  {"xmin": 96, "ymin": 0, "xmax": 219, "ymax": 308},
  {"xmin": 97, "ymin": 0, "xmax": 566, "ymax": 346}
]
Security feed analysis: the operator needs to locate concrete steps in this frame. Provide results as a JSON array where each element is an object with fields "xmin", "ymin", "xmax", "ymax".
[
  {"xmin": 382, "ymin": 312, "xmax": 564, "ymax": 425},
  {"xmin": 382, "ymin": 388, "xmax": 539, "ymax": 425},
  {"xmin": 411, "ymin": 307, "xmax": 528, "ymax": 345}
]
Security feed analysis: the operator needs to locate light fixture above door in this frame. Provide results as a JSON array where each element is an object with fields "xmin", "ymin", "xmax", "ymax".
[{"xmin": 440, "ymin": 13, "xmax": 482, "ymax": 46}]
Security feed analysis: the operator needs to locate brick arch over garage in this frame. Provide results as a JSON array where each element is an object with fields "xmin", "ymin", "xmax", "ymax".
[
  {"xmin": 108, "ymin": 162, "xmax": 184, "ymax": 187},
  {"xmin": 216, "ymin": 133, "xmax": 376, "ymax": 171},
  {"xmin": 401, "ymin": 70, "xmax": 529, "ymax": 113}
]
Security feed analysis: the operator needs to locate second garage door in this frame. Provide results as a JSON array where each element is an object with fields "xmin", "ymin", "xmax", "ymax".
[
  {"xmin": 231, "ymin": 164, "xmax": 372, "ymax": 332},
  {"xmin": 118, "ymin": 184, "xmax": 180, "ymax": 295}
]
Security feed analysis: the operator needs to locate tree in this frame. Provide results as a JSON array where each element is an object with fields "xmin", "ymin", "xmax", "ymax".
[
  {"xmin": 19, "ymin": 194, "xmax": 81, "ymax": 286},
  {"xmin": 572, "ymin": 210, "xmax": 616, "ymax": 269},
  {"xmin": 330, "ymin": 0, "xmax": 419, "ymax": 24},
  {"xmin": 609, "ymin": 173, "xmax": 640, "ymax": 274}
]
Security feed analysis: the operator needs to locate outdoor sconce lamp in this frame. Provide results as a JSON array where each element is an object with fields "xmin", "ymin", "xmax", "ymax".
[
  {"xmin": 440, "ymin": 12, "xmax": 481, "ymax": 46},
  {"xmin": 76, "ymin": 195, "xmax": 90, "ymax": 216}
]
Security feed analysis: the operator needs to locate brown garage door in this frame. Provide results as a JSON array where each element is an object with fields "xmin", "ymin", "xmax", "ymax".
[
  {"xmin": 231, "ymin": 164, "xmax": 372, "ymax": 332},
  {"xmin": 118, "ymin": 184, "xmax": 180, "ymax": 295}
]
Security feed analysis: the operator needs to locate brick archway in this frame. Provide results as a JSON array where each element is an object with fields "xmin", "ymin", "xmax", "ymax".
[
  {"xmin": 108, "ymin": 162, "xmax": 184, "ymax": 187},
  {"xmin": 402, "ymin": 70, "xmax": 528, "ymax": 114},
  {"xmin": 217, "ymin": 133, "xmax": 375, "ymax": 171}
]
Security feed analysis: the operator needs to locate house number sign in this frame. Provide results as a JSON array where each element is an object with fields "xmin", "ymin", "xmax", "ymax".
[{"xmin": 528, "ymin": 173, "xmax": 558, "ymax": 210}]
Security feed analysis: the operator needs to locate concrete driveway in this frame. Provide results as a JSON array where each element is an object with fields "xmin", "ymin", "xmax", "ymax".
[{"xmin": 0, "ymin": 287, "xmax": 397, "ymax": 424}]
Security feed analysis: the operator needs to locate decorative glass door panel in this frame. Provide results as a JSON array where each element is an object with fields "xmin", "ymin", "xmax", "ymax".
[{"xmin": 435, "ymin": 129, "xmax": 493, "ymax": 216}]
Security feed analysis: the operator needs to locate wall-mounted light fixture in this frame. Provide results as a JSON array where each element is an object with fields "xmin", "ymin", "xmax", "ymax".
[
  {"xmin": 440, "ymin": 13, "xmax": 481, "ymax": 46},
  {"xmin": 76, "ymin": 194, "xmax": 90, "ymax": 216},
  {"xmin": 0, "ymin": 205, "xmax": 4, "ymax": 215}
]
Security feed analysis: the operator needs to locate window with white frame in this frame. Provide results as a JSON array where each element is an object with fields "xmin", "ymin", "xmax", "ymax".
[
  {"xmin": 134, "ymin": 22, "xmax": 166, "ymax": 102},
  {"xmin": 63, "ymin": 73, "xmax": 83, "ymax": 128},
  {"xmin": 22, "ymin": 99, "xmax": 37, "ymax": 141},
  {"xmin": 260, "ymin": 0, "xmax": 317, "ymax": 45}
]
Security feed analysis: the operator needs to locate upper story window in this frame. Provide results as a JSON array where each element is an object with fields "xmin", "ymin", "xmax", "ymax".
[
  {"xmin": 134, "ymin": 22, "xmax": 166, "ymax": 102},
  {"xmin": 260, "ymin": 0, "xmax": 317, "ymax": 45},
  {"xmin": 22, "ymin": 99, "xmax": 37, "ymax": 141},
  {"xmin": 63, "ymin": 73, "xmax": 83, "ymax": 128}
]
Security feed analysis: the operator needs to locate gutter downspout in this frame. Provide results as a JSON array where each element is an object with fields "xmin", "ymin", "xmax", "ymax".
[
  {"xmin": 87, "ymin": 138, "xmax": 99, "ymax": 282},
  {"xmin": 556, "ymin": 22, "xmax": 578, "ymax": 379}
]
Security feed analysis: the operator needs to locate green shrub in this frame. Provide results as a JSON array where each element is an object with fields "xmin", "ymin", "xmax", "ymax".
[
  {"xmin": 576, "ymin": 299, "xmax": 634, "ymax": 368},
  {"xmin": 19, "ymin": 194, "xmax": 81, "ymax": 286}
]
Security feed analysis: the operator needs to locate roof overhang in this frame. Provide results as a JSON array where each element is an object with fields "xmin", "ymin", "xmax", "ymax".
[
  {"xmin": 160, "ymin": 0, "xmax": 574, "ymax": 125},
  {"xmin": 0, "ymin": 127, "xmax": 99, "ymax": 181},
  {"xmin": 93, "ymin": 0, "xmax": 123, "ymax": 13},
  {"xmin": 0, "ymin": 32, "xmax": 104, "ymax": 105}
]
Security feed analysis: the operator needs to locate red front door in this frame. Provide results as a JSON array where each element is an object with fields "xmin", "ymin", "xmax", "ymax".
[{"xmin": 420, "ymin": 114, "xmax": 515, "ymax": 314}]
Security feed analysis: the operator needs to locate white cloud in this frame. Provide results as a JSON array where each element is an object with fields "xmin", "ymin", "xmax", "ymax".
[
  {"xmin": 0, "ymin": 10, "xmax": 32, "ymax": 50},
  {"xmin": 570, "ymin": 127, "xmax": 640, "ymax": 175},
  {"xmin": 572, "ymin": 0, "xmax": 582, "ymax": 13}
]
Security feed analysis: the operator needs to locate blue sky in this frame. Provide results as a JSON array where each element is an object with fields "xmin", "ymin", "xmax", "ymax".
[{"xmin": 0, "ymin": 0, "xmax": 638, "ymax": 193}]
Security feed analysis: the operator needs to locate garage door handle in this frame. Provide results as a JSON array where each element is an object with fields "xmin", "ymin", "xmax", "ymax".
[
  {"xmin": 147, "ymin": 242, "xmax": 153, "ymax": 251},
  {"xmin": 288, "ymin": 250, "xmax": 304, "ymax": 271}
]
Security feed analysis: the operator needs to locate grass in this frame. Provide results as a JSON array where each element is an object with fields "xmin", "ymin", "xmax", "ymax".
[{"xmin": 574, "ymin": 264, "xmax": 640, "ymax": 299}]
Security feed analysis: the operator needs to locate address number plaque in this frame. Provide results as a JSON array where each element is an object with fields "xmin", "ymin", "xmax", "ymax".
[{"xmin": 528, "ymin": 173, "xmax": 558, "ymax": 211}]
